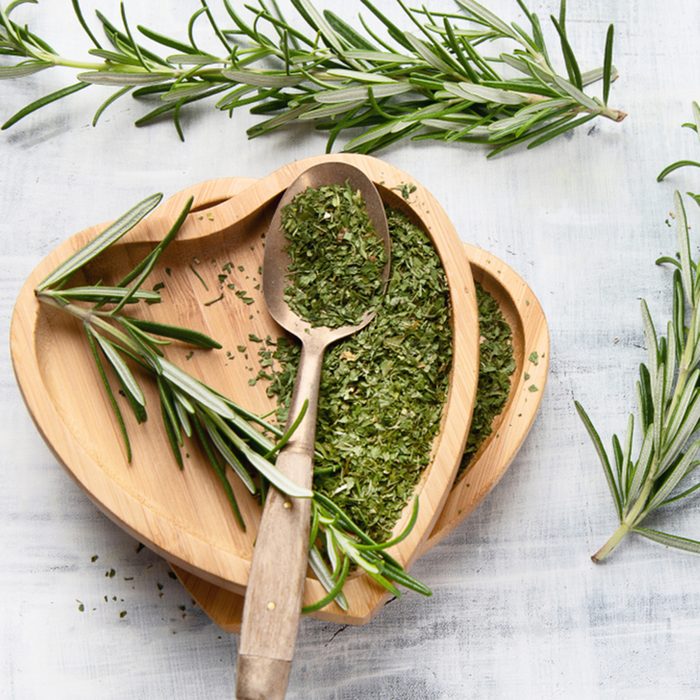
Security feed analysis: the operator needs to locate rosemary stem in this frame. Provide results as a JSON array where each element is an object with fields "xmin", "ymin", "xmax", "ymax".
[
  {"xmin": 591, "ymin": 521, "xmax": 630, "ymax": 563},
  {"xmin": 592, "ymin": 477, "xmax": 655, "ymax": 562},
  {"xmin": 36, "ymin": 293, "xmax": 141, "ymax": 354}
]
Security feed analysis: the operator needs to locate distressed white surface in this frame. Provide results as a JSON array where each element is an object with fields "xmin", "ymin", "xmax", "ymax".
[{"xmin": 2, "ymin": 1, "xmax": 700, "ymax": 698}]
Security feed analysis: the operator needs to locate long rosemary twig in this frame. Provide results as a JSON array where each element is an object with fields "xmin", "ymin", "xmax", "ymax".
[
  {"xmin": 37, "ymin": 193, "xmax": 428, "ymax": 609},
  {"xmin": 0, "ymin": 0, "xmax": 625, "ymax": 156},
  {"xmin": 578, "ymin": 107, "xmax": 700, "ymax": 561}
]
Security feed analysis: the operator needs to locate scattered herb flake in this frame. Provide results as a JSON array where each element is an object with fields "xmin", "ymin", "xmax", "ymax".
[
  {"xmin": 90, "ymin": 554, "xmax": 99, "ymax": 563},
  {"xmin": 189, "ymin": 262, "xmax": 209, "ymax": 291},
  {"xmin": 204, "ymin": 293, "xmax": 224, "ymax": 307},
  {"xmin": 393, "ymin": 182, "xmax": 417, "ymax": 200},
  {"xmin": 529, "ymin": 351, "xmax": 539, "ymax": 365}
]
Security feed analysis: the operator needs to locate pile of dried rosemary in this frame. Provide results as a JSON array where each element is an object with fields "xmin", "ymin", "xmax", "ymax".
[{"xmin": 260, "ymin": 208, "xmax": 515, "ymax": 541}]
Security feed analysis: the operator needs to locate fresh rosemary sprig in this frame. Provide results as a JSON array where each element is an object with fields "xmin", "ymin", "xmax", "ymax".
[
  {"xmin": 577, "ymin": 187, "xmax": 700, "ymax": 562},
  {"xmin": 37, "ymin": 193, "xmax": 429, "ymax": 609},
  {"xmin": 657, "ymin": 101, "xmax": 699, "ymax": 204},
  {"xmin": 0, "ymin": 0, "xmax": 625, "ymax": 156}
]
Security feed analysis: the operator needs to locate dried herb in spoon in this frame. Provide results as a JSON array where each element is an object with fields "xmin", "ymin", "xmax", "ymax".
[{"xmin": 282, "ymin": 182, "xmax": 386, "ymax": 328}]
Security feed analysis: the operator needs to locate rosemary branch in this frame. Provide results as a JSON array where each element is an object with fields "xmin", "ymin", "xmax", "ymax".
[
  {"xmin": 0, "ymin": 0, "xmax": 625, "ymax": 156},
  {"xmin": 578, "ymin": 105, "xmax": 700, "ymax": 561},
  {"xmin": 36, "ymin": 193, "xmax": 429, "ymax": 609}
]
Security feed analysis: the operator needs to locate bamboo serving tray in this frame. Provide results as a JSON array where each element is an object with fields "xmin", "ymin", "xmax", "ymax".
[
  {"xmin": 11, "ymin": 155, "xmax": 481, "ymax": 625},
  {"xmin": 166, "ymin": 188, "xmax": 549, "ymax": 630}
]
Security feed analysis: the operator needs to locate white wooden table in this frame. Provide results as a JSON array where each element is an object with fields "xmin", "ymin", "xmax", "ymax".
[{"xmin": 2, "ymin": 1, "xmax": 699, "ymax": 698}]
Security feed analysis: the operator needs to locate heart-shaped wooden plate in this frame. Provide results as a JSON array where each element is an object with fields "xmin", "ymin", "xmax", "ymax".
[
  {"xmin": 167, "ymin": 183, "xmax": 548, "ymax": 630},
  {"xmin": 11, "ymin": 155, "xmax": 479, "ymax": 624}
]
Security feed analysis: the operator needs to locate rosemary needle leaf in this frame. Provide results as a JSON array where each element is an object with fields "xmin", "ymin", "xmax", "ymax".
[
  {"xmin": 602, "ymin": 24, "xmax": 614, "ymax": 105},
  {"xmin": 657, "ymin": 160, "xmax": 700, "ymax": 183},
  {"xmin": 575, "ymin": 401, "xmax": 622, "ymax": 519},
  {"xmin": 203, "ymin": 419, "xmax": 256, "ymax": 494},
  {"xmin": 159, "ymin": 358, "xmax": 235, "ymax": 419},
  {"xmin": 137, "ymin": 24, "xmax": 197, "ymax": 54},
  {"xmin": 85, "ymin": 326, "xmax": 132, "ymax": 462},
  {"xmin": 219, "ymin": 419, "xmax": 313, "ymax": 498},
  {"xmin": 127, "ymin": 318, "xmax": 222, "ymax": 349},
  {"xmin": 71, "ymin": 0, "xmax": 102, "ymax": 50},
  {"xmin": 157, "ymin": 376, "xmax": 183, "ymax": 448},
  {"xmin": 0, "ymin": 60, "xmax": 49, "ymax": 79},
  {"xmin": 1, "ymin": 82, "xmax": 89, "ymax": 131},
  {"xmin": 92, "ymin": 86, "xmax": 132, "ymax": 127},
  {"xmin": 78, "ymin": 71, "xmax": 171, "ymax": 86},
  {"xmin": 111, "ymin": 196, "xmax": 193, "ymax": 313},
  {"xmin": 302, "ymin": 556, "xmax": 350, "ymax": 613},
  {"xmin": 263, "ymin": 399, "xmax": 308, "ymax": 459},
  {"xmin": 36, "ymin": 193, "xmax": 163, "ymax": 291},
  {"xmin": 633, "ymin": 527, "xmax": 700, "ymax": 554},
  {"xmin": 46, "ymin": 286, "xmax": 161, "ymax": 303},
  {"xmin": 173, "ymin": 396, "xmax": 192, "ymax": 437},
  {"xmin": 193, "ymin": 416, "xmax": 245, "ymax": 529},
  {"xmin": 308, "ymin": 546, "xmax": 349, "ymax": 611},
  {"xmin": 93, "ymin": 332, "xmax": 146, "ymax": 407},
  {"xmin": 6, "ymin": 0, "xmax": 38, "ymax": 15}
]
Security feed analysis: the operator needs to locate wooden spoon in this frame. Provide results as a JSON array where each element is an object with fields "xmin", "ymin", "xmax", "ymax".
[{"xmin": 236, "ymin": 163, "xmax": 390, "ymax": 700}]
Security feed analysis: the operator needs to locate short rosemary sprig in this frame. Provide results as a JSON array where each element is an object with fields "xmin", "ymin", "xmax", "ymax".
[
  {"xmin": 577, "ymin": 189, "xmax": 700, "ymax": 562},
  {"xmin": 37, "ymin": 193, "xmax": 428, "ymax": 608},
  {"xmin": 0, "ymin": 0, "xmax": 625, "ymax": 156}
]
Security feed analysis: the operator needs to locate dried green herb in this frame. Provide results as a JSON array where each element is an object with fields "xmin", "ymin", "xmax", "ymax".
[
  {"xmin": 282, "ymin": 183, "xmax": 386, "ymax": 328},
  {"xmin": 460, "ymin": 284, "xmax": 515, "ymax": 471},
  {"xmin": 266, "ymin": 207, "xmax": 451, "ymax": 541}
]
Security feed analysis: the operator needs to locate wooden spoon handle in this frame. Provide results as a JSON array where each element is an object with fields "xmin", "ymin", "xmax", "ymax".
[{"xmin": 236, "ymin": 346, "xmax": 323, "ymax": 700}]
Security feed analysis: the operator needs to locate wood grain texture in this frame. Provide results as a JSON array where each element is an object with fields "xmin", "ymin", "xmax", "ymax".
[
  {"xmin": 3, "ymin": 1, "xmax": 700, "ymax": 698},
  {"xmin": 10, "ymin": 155, "xmax": 480, "ymax": 625}
]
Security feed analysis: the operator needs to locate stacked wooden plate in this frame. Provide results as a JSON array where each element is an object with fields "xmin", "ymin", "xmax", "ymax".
[{"xmin": 10, "ymin": 155, "xmax": 548, "ymax": 629}]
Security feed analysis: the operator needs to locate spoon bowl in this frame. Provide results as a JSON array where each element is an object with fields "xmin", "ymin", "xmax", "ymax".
[{"xmin": 262, "ymin": 162, "xmax": 391, "ymax": 345}]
